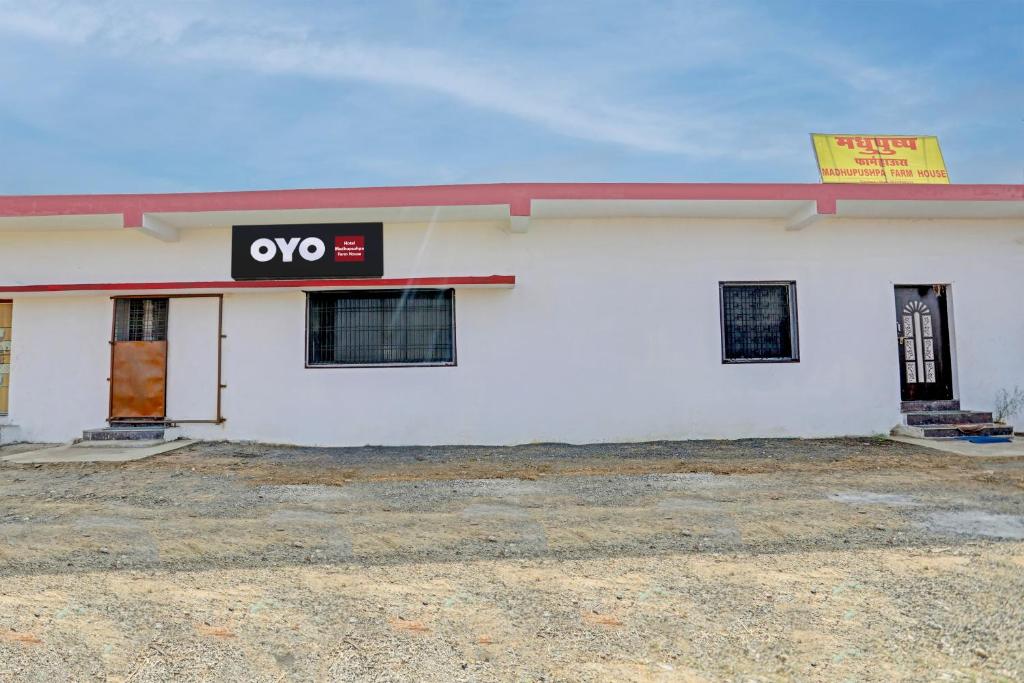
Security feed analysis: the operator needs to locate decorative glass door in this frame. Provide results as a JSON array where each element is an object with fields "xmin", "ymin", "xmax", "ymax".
[{"xmin": 894, "ymin": 285, "xmax": 953, "ymax": 402}]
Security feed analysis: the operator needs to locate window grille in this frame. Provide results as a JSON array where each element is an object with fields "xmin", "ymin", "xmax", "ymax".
[
  {"xmin": 114, "ymin": 298, "xmax": 169, "ymax": 342},
  {"xmin": 719, "ymin": 282, "xmax": 799, "ymax": 362},
  {"xmin": 307, "ymin": 290, "xmax": 455, "ymax": 366}
]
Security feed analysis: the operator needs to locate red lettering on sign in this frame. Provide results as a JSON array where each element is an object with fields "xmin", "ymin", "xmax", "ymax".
[{"xmin": 334, "ymin": 235, "xmax": 366, "ymax": 262}]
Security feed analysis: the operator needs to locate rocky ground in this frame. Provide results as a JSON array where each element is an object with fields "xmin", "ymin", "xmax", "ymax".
[{"xmin": 0, "ymin": 437, "xmax": 1022, "ymax": 681}]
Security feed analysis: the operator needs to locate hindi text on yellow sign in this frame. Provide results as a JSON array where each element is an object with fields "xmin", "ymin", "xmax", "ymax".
[{"xmin": 811, "ymin": 134, "xmax": 949, "ymax": 184}]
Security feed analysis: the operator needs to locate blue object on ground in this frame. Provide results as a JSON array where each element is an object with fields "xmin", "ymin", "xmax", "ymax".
[{"xmin": 958, "ymin": 435, "xmax": 1013, "ymax": 444}]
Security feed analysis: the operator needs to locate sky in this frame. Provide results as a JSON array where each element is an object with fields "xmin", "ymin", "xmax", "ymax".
[{"xmin": 0, "ymin": 0, "xmax": 1021, "ymax": 194}]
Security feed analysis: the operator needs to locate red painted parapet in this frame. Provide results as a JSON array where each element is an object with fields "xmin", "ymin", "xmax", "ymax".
[{"xmin": 0, "ymin": 183, "xmax": 1019, "ymax": 227}]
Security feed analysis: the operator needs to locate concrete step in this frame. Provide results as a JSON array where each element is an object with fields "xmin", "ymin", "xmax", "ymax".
[
  {"xmin": 82, "ymin": 427, "xmax": 166, "ymax": 442},
  {"xmin": 893, "ymin": 423, "xmax": 1014, "ymax": 439},
  {"xmin": 73, "ymin": 439, "xmax": 168, "ymax": 449},
  {"xmin": 901, "ymin": 399, "xmax": 960, "ymax": 413},
  {"xmin": 905, "ymin": 410, "xmax": 994, "ymax": 426}
]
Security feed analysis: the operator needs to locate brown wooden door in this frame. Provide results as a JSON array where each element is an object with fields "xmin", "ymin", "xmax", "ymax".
[
  {"xmin": 109, "ymin": 298, "xmax": 169, "ymax": 420},
  {"xmin": 0, "ymin": 301, "xmax": 11, "ymax": 415},
  {"xmin": 895, "ymin": 285, "xmax": 953, "ymax": 402}
]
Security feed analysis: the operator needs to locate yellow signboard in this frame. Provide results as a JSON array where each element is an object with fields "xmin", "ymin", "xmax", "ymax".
[{"xmin": 811, "ymin": 134, "xmax": 949, "ymax": 184}]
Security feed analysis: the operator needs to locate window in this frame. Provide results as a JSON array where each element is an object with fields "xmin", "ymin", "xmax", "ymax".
[
  {"xmin": 0, "ymin": 301, "xmax": 10, "ymax": 415},
  {"xmin": 719, "ymin": 282, "xmax": 799, "ymax": 363},
  {"xmin": 114, "ymin": 298, "xmax": 168, "ymax": 342},
  {"xmin": 307, "ymin": 289, "xmax": 455, "ymax": 367}
]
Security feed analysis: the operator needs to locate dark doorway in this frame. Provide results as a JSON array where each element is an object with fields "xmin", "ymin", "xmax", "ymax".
[
  {"xmin": 894, "ymin": 285, "xmax": 954, "ymax": 402},
  {"xmin": 109, "ymin": 298, "xmax": 169, "ymax": 420}
]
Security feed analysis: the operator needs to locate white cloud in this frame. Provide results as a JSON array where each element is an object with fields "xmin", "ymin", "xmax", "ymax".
[
  {"xmin": 0, "ymin": 0, "xmax": 788, "ymax": 157},
  {"xmin": 0, "ymin": 0, "xmax": 944, "ymax": 165}
]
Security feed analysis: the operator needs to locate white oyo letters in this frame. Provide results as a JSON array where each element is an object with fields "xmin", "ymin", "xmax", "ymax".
[
  {"xmin": 275, "ymin": 237, "xmax": 301, "ymax": 262},
  {"xmin": 250, "ymin": 237, "xmax": 327, "ymax": 263},
  {"xmin": 299, "ymin": 237, "xmax": 326, "ymax": 261},
  {"xmin": 250, "ymin": 238, "xmax": 276, "ymax": 262}
]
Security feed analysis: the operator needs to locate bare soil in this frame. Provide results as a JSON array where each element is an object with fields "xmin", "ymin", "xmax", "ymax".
[{"xmin": 0, "ymin": 437, "xmax": 1022, "ymax": 681}]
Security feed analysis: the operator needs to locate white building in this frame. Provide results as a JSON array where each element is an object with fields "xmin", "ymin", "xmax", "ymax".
[{"xmin": 0, "ymin": 182, "xmax": 1022, "ymax": 446}]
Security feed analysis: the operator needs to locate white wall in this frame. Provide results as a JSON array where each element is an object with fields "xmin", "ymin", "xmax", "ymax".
[
  {"xmin": 2, "ymin": 217, "xmax": 1023, "ymax": 444},
  {"xmin": 6, "ymin": 296, "xmax": 112, "ymax": 441},
  {"xmin": 166, "ymin": 297, "xmax": 221, "ymax": 421}
]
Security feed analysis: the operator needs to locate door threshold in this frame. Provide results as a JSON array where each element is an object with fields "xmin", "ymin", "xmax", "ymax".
[{"xmin": 900, "ymin": 399, "xmax": 960, "ymax": 413}]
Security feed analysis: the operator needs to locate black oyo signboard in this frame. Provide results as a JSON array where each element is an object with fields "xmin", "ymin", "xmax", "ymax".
[{"xmin": 231, "ymin": 223, "xmax": 383, "ymax": 280}]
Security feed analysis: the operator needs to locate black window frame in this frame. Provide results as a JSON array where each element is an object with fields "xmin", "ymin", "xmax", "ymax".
[
  {"xmin": 719, "ymin": 281, "xmax": 800, "ymax": 364},
  {"xmin": 305, "ymin": 288, "xmax": 457, "ymax": 368}
]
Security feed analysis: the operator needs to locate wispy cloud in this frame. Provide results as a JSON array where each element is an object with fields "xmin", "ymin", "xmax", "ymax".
[
  {"xmin": 0, "ymin": 1, "xmax": 719, "ymax": 154},
  {"xmin": 0, "ymin": 0, "xmax": 920, "ymax": 160},
  {"xmin": 0, "ymin": 0, "xmax": 1018, "ymax": 190}
]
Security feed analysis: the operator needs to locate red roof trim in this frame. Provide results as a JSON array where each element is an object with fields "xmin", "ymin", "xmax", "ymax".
[
  {"xmin": 0, "ymin": 183, "xmax": 1019, "ymax": 226},
  {"xmin": 0, "ymin": 275, "xmax": 516, "ymax": 294}
]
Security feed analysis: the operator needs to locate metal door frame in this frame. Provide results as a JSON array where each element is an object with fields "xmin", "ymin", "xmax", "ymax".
[
  {"xmin": 0, "ymin": 299, "xmax": 11, "ymax": 417},
  {"xmin": 108, "ymin": 294, "xmax": 225, "ymax": 424}
]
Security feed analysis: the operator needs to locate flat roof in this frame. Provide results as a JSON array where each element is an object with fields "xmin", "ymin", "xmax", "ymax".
[{"xmin": 0, "ymin": 183, "xmax": 1021, "ymax": 234}]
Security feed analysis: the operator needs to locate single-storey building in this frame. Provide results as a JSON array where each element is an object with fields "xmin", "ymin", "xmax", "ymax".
[{"xmin": 0, "ymin": 182, "xmax": 1021, "ymax": 446}]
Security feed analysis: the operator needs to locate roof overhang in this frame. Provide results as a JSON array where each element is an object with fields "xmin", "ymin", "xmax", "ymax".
[
  {"xmin": 0, "ymin": 183, "xmax": 1020, "ymax": 238},
  {"xmin": 833, "ymin": 199, "xmax": 1024, "ymax": 219}
]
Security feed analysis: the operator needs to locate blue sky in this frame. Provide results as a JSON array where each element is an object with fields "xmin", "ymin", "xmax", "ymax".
[{"xmin": 0, "ymin": 0, "xmax": 1021, "ymax": 194}]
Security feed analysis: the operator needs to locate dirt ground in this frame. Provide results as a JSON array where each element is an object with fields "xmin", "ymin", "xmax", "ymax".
[{"xmin": 0, "ymin": 437, "xmax": 1022, "ymax": 682}]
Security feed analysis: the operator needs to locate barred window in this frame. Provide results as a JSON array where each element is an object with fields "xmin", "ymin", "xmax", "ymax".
[
  {"xmin": 307, "ymin": 290, "xmax": 455, "ymax": 366},
  {"xmin": 114, "ymin": 298, "xmax": 168, "ymax": 342},
  {"xmin": 719, "ymin": 282, "xmax": 799, "ymax": 363}
]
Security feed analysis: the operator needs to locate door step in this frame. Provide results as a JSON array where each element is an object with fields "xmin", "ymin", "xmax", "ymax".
[
  {"xmin": 904, "ymin": 410, "xmax": 993, "ymax": 426},
  {"xmin": 892, "ymin": 423, "xmax": 1011, "ymax": 440},
  {"xmin": 82, "ymin": 425, "xmax": 170, "ymax": 442},
  {"xmin": 893, "ymin": 423, "xmax": 1014, "ymax": 439},
  {"xmin": 73, "ymin": 439, "xmax": 168, "ymax": 449},
  {"xmin": 893, "ymin": 403, "xmax": 1013, "ymax": 440},
  {"xmin": 901, "ymin": 400, "xmax": 960, "ymax": 413}
]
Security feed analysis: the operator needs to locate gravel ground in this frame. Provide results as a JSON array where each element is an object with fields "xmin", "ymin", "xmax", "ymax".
[{"xmin": 0, "ymin": 437, "xmax": 1022, "ymax": 681}]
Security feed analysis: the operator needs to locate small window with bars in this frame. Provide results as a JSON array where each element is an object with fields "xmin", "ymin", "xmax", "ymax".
[
  {"xmin": 719, "ymin": 282, "xmax": 799, "ymax": 363},
  {"xmin": 114, "ymin": 298, "xmax": 168, "ymax": 342},
  {"xmin": 307, "ymin": 289, "xmax": 456, "ymax": 367}
]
